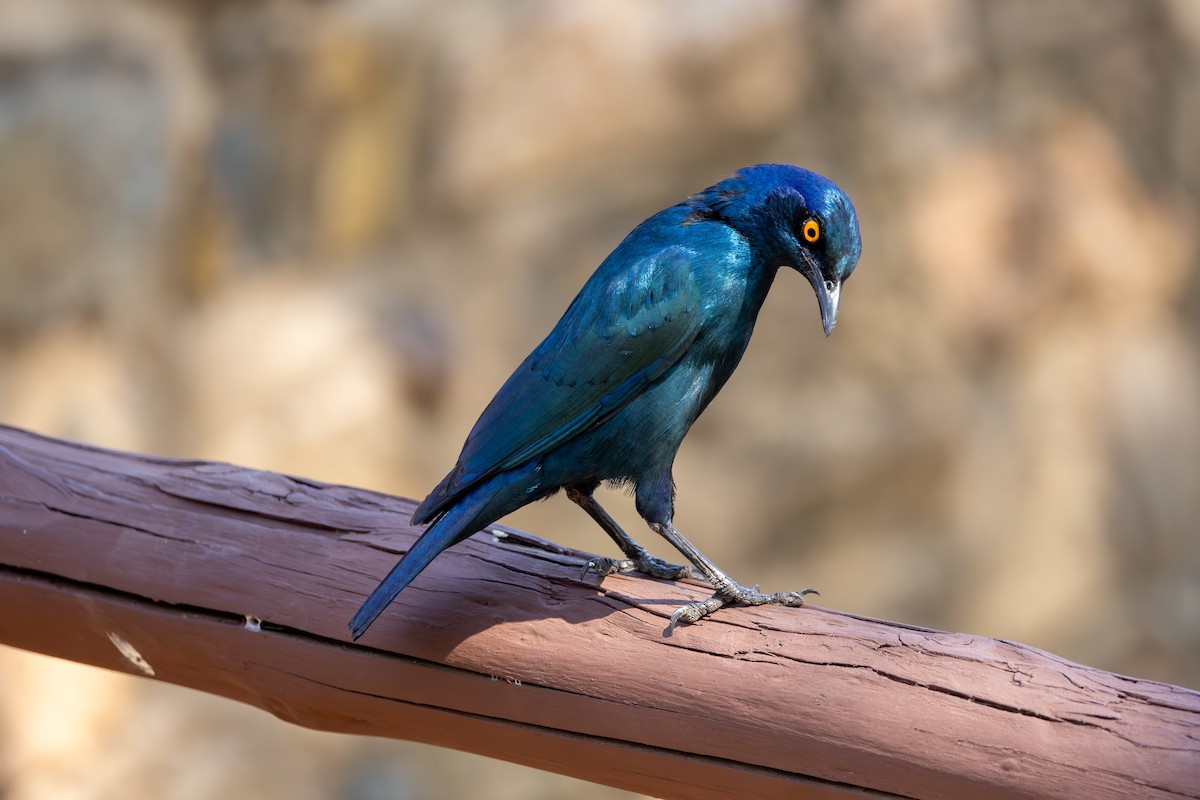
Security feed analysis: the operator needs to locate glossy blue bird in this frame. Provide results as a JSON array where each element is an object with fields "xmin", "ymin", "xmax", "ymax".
[{"xmin": 350, "ymin": 164, "xmax": 862, "ymax": 639}]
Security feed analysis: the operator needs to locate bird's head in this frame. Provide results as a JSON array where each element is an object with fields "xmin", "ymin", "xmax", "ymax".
[{"xmin": 701, "ymin": 164, "xmax": 862, "ymax": 336}]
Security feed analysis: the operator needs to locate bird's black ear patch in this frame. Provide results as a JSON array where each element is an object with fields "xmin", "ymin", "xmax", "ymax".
[{"xmin": 762, "ymin": 186, "xmax": 809, "ymax": 225}]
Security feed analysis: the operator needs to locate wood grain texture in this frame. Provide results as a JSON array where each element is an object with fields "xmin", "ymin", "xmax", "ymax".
[{"xmin": 0, "ymin": 424, "xmax": 1196, "ymax": 800}]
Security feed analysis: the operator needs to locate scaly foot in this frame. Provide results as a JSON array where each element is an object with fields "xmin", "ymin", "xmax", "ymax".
[
  {"xmin": 581, "ymin": 553, "xmax": 697, "ymax": 582},
  {"xmin": 667, "ymin": 585, "xmax": 818, "ymax": 632}
]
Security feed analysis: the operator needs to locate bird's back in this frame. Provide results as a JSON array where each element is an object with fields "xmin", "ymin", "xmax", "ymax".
[{"xmin": 412, "ymin": 205, "xmax": 757, "ymax": 525}]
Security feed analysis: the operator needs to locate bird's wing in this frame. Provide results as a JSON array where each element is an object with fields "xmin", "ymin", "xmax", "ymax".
[{"xmin": 413, "ymin": 244, "xmax": 702, "ymax": 523}]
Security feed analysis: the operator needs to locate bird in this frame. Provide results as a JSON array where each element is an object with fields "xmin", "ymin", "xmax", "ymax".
[{"xmin": 349, "ymin": 163, "xmax": 862, "ymax": 640}]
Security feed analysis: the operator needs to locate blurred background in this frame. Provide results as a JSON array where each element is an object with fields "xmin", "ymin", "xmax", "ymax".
[{"xmin": 1, "ymin": 0, "xmax": 1197, "ymax": 798}]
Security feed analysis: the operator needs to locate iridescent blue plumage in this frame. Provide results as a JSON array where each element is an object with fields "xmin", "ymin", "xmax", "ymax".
[{"xmin": 350, "ymin": 164, "xmax": 862, "ymax": 639}]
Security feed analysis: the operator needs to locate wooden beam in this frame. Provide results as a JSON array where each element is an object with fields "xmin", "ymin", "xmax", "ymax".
[{"xmin": 0, "ymin": 424, "xmax": 1196, "ymax": 799}]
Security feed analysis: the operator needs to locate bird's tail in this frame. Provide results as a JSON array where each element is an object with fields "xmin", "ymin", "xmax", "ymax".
[
  {"xmin": 348, "ymin": 462, "xmax": 545, "ymax": 640},
  {"xmin": 348, "ymin": 516, "xmax": 460, "ymax": 640}
]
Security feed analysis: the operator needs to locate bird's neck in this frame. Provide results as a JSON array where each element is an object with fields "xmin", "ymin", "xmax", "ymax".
[
  {"xmin": 696, "ymin": 259, "xmax": 779, "ymax": 398},
  {"xmin": 741, "ymin": 256, "xmax": 782, "ymax": 324}
]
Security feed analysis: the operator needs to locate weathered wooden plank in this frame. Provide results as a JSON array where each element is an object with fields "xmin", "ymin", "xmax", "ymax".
[{"xmin": 0, "ymin": 424, "xmax": 1197, "ymax": 800}]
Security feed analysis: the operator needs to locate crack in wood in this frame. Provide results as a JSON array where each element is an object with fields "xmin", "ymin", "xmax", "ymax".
[{"xmin": 2, "ymin": 424, "xmax": 1197, "ymax": 800}]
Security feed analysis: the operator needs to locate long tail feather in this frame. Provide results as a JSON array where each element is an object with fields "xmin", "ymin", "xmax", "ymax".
[
  {"xmin": 349, "ymin": 462, "xmax": 545, "ymax": 640},
  {"xmin": 348, "ymin": 517, "xmax": 461, "ymax": 640}
]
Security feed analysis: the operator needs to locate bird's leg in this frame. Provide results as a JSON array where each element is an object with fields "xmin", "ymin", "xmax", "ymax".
[
  {"xmin": 650, "ymin": 521, "xmax": 817, "ymax": 631},
  {"xmin": 565, "ymin": 487, "xmax": 697, "ymax": 582}
]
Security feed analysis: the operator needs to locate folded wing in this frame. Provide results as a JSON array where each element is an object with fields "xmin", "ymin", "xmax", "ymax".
[{"xmin": 413, "ymin": 245, "xmax": 703, "ymax": 524}]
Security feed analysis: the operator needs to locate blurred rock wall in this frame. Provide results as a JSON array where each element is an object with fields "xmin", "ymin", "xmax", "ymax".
[{"xmin": 1, "ymin": 1, "xmax": 1197, "ymax": 799}]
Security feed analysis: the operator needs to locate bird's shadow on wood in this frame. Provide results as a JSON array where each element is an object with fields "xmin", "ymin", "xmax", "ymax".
[{"xmin": 339, "ymin": 523, "xmax": 712, "ymax": 662}]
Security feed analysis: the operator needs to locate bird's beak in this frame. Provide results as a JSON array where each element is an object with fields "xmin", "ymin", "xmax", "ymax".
[
  {"xmin": 818, "ymin": 278, "xmax": 841, "ymax": 336},
  {"xmin": 802, "ymin": 264, "xmax": 841, "ymax": 336}
]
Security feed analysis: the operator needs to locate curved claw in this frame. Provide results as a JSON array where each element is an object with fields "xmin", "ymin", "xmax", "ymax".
[
  {"xmin": 665, "ymin": 585, "xmax": 819, "ymax": 633},
  {"xmin": 667, "ymin": 595, "xmax": 725, "ymax": 632},
  {"xmin": 580, "ymin": 556, "xmax": 626, "ymax": 581}
]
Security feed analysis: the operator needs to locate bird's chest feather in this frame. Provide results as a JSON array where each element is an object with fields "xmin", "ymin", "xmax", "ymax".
[
  {"xmin": 598, "ymin": 271, "xmax": 767, "ymax": 468},
  {"xmin": 690, "ymin": 262, "xmax": 772, "ymax": 402}
]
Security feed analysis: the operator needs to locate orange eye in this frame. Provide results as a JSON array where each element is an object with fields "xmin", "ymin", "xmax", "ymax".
[{"xmin": 802, "ymin": 219, "xmax": 821, "ymax": 243}]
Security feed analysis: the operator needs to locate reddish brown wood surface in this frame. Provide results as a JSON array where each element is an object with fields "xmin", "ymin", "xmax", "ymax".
[{"xmin": 0, "ymin": 424, "xmax": 1197, "ymax": 800}]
